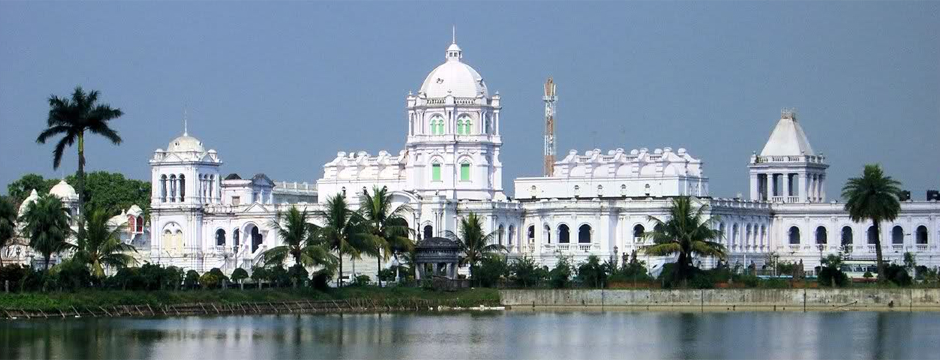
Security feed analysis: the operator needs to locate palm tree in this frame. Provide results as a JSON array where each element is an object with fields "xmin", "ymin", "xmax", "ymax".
[
  {"xmin": 359, "ymin": 186, "xmax": 414, "ymax": 286},
  {"xmin": 0, "ymin": 196, "xmax": 18, "ymax": 267},
  {"xmin": 37, "ymin": 86, "xmax": 124, "ymax": 242},
  {"xmin": 316, "ymin": 194, "xmax": 369, "ymax": 286},
  {"xmin": 842, "ymin": 164, "xmax": 902, "ymax": 282},
  {"xmin": 447, "ymin": 212, "xmax": 506, "ymax": 279},
  {"xmin": 74, "ymin": 208, "xmax": 137, "ymax": 281},
  {"xmin": 19, "ymin": 194, "xmax": 74, "ymax": 271},
  {"xmin": 263, "ymin": 206, "xmax": 337, "ymax": 271},
  {"xmin": 642, "ymin": 196, "xmax": 726, "ymax": 286}
]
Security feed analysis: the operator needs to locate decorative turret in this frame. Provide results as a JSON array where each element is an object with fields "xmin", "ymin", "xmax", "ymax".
[{"xmin": 749, "ymin": 109, "xmax": 828, "ymax": 203}]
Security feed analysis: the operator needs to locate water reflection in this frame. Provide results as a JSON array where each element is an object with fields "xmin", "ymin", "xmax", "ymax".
[{"xmin": 1, "ymin": 311, "xmax": 939, "ymax": 359}]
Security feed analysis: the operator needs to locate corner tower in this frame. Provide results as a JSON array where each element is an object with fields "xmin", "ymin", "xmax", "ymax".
[
  {"xmin": 749, "ymin": 109, "xmax": 828, "ymax": 203},
  {"xmin": 404, "ymin": 37, "xmax": 503, "ymax": 200}
]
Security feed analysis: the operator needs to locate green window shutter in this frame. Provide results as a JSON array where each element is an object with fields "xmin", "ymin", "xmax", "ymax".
[
  {"xmin": 460, "ymin": 163, "xmax": 470, "ymax": 181},
  {"xmin": 432, "ymin": 163, "xmax": 441, "ymax": 182}
]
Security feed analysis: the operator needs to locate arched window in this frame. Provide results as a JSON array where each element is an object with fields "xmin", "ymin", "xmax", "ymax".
[
  {"xmin": 460, "ymin": 161, "xmax": 471, "ymax": 182},
  {"xmin": 160, "ymin": 175, "xmax": 167, "ymax": 202},
  {"xmin": 341, "ymin": 187, "xmax": 347, "ymax": 198},
  {"xmin": 867, "ymin": 226, "xmax": 878, "ymax": 244},
  {"xmin": 233, "ymin": 229, "xmax": 240, "ymax": 247},
  {"xmin": 431, "ymin": 162, "xmax": 442, "ymax": 182},
  {"xmin": 558, "ymin": 224, "xmax": 570, "ymax": 243},
  {"xmin": 579, "ymin": 225, "xmax": 592, "ymax": 243},
  {"xmin": 178, "ymin": 174, "xmax": 185, "ymax": 200},
  {"xmin": 527, "ymin": 225, "xmax": 535, "ymax": 241},
  {"xmin": 633, "ymin": 224, "xmax": 645, "ymax": 241},
  {"xmin": 789, "ymin": 226, "xmax": 800, "ymax": 245},
  {"xmin": 462, "ymin": 116, "xmax": 472, "ymax": 135},
  {"xmin": 498, "ymin": 224, "xmax": 505, "ymax": 245},
  {"xmin": 892, "ymin": 226, "xmax": 904, "ymax": 244},
  {"xmin": 508, "ymin": 225, "xmax": 515, "ymax": 245},
  {"xmin": 731, "ymin": 224, "xmax": 739, "ymax": 248},
  {"xmin": 815, "ymin": 226, "xmax": 827, "ymax": 244},
  {"xmin": 169, "ymin": 175, "xmax": 177, "ymax": 202},
  {"xmin": 250, "ymin": 226, "xmax": 262, "ymax": 253},
  {"xmin": 430, "ymin": 116, "xmax": 444, "ymax": 135},
  {"xmin": 543, "ymin": 224, "xmax": 551, "ymax": 243},
  {"xmin": 215, "ymin": 229, "xmax": 226, "ymax": 247},
  {"xmin": 916, "ymin": 226, "xmax": 928, "ymax": 244},
  {"xmin": 136, "ymin": 216, "xmax": 143, "ymax": 233},
  {"xmin": 423, "ymin": 225, "xmax": 433, "ymax": 239},
  {"xmin": 841, "ymin": 226, "xmax": 853, "ymax": 245}
]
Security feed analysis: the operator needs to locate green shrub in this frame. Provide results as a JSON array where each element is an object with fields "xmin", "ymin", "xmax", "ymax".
[
  {"xmin": 472, "ymin": 255, "xmax": 508, "ymax": 287},
  {"xmin": 549, "ymin": 256, "xmax": 574, "ymax": 289},
  {"xmin": 199, "ymin": 273, "xmax": 220, "ymax": 289},
  {"xmin": 231, "ymin": 268, "xmax": 249, "ymax": 283},
  {"xmin": 287, "ymin": 265, "xmax": 309, "ymax": 287},
  {"xmin": 509, "ymin": 256, "xmax": 548, "ymax": 288},
  {"xmin": 184, "ymin": 270, "xmax": 200, "ymax": 289},
  {"xmin": 351, "ymin": 274, "xmax": 371, "ymax": 287},
  {"xmin": 884, "ymin": 264, "xmax": 912, "ymax": 286},
  {"xmin": 576, "ymin": 255, "xmax": 610, "ymax": 288},
  {"xmin": 311, "ymin": 269, "xmax": 333, "ymax": 290}
]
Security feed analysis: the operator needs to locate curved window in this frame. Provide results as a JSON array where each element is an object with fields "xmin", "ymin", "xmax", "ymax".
[
  {"xmin": 892, "ymin": 226, "xmax": 904, "ymax": 244},
  {"xmin": 498, "ymin": 224, "xmax": 505, "ymax": 245},
  {"xmin": 815, "ymin": 226, "xmax": 827, "ymax": 245},
  {"xmin": 423, "ymin": 225, "xmax": 433, "ymax": 239},
  {"xmin": 250, "ymin": 226, "xmax": 262, "ymax": 253},
  {"xmin": 558, "ymin": 224, "xmax": 570, "ymax": 244},
  {"xmin": 867, "ymin": 226, "xmax": 878, "ymax": 244},
  {"xmin": 579, "ymin": 225, "xmax": 592, "ymax": 243},
  {"xmin": 136, "ymin": 216, "xmax": 144, "ymax": 233},
  {"xmin": 431, "ymin": 162, "xmax": 442, "ymax": 182},
  {"xmin": 508, "ymin": 225, "xmax": 515, "ymax": 245},
  {"xmin": 841, "ymin": 226, "xmax": 853, "ymax": 245},
  {"xmin": 788, "ymin": 226, "xmax": 800, "ymax": 245},
  {"xmin": 179, "ymin": 175, "xmax": 185, "ymax": 200},
  {"xmin": 460, "ymin": 162, "xmax": 470, "ymax": 182},
  {"xmin": 633, "ymin": 224, "xmax": 645, "ymax": 242},
  {"xmin": 916, "ymin": 226, "xmax": 928, "ymax": 244},
  {"xmin": 527, "ymin": 225, "xmax": 535, "ymax": 241},
  {"xmin": 457, "ymin": 116, "xmax": 472, "ymax": 135},
  {"xmin": 215, "ymin": 229, "xmax": 226, "ymax": 247},
  {"xmin": 543, "ymin": 224, "xmax": 551, "ymax": 243},
  {"xmin": 169, "ymin": 175, "xmax": 177, "ymax": 202},
  {"xmin": 160, "ymin": 175, "xmax": 168, "ymax": 202},
  {"xmin": 233, "ymin": 229, "xmax": 240, "ymax": 247}
]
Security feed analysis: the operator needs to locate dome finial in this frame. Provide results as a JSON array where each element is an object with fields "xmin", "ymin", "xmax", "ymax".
[
  {"xmin": 183, "ymin": 107, "xmax": 189, "ymax": 136},
  {"xmin": 452, "ymin": 25, "xmax": 456, "ymax": 44}
]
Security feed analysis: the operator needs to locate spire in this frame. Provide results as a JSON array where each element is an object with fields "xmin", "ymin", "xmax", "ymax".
[
  {"xmin": 452, "ymin": 25, "xmax": 456, "ymax": 44},
  {"xmin": 445, "ymin": 26, "xmax": 462, "ymax": 61},
  {"xmin": 183, "ymin": 107, "xmax": 189, "ymax": 136}
]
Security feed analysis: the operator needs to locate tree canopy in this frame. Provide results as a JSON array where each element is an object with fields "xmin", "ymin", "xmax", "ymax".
[{"xmin": 5, "ymin": 172, "xmax": 150, "ymax": 216}]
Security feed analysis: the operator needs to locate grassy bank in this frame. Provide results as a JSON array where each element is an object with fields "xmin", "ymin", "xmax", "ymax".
[{"xmin": 0, "ymin": 287, "xmax": 500, "ymax": 311}]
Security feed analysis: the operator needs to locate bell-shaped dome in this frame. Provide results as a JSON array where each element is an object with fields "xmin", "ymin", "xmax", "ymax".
[
  {"xmin": 419, "ymin": 42, "xmax": 488, "ymax": 98},
  {"xmin": 49, "ymin": 180, "xmax": 77, "ymax": 201},
  {"xmin": 167, "ymin": 134, "xmax": 206, "ymax": 153},
  {"xmin": 18, "ymin": 189, "xmax": 39, "ymax": 216}
]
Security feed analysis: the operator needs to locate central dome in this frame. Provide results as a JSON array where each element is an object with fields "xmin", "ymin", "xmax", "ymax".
[
  {"xmin": 167, "ymin": 134, "xmax": 205, "ymax": 153},
  {"xmin": 419, "ymin": 42, "xmax": 488, "ymax": 98}
]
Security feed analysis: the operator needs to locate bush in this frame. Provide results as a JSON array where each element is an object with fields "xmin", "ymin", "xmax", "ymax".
[
  {"xmin": 268, "ymin": 266, "xmax": 290, "ymax": 287},
  {"xmin": 231, "ymin": 268, "xmax": 249, "ymax": 284},
  {"xmin": 199, "ymin": 273, "xmax": 220, "ymax": 289},
  {"xmin": 884, "ymin": 264, "xmax": 913, "ymax": 286},
  {"xmin": 184, "ymin": 270, "xmax": 200, "ymax": 289},
  {"xmin": 549, "ymin": 256, "xmax": 574, "ymax": 289},
  {"xmin": 576, "ymin": 255, "xmax": 609, "ymax": 288},
  {"xmin": 608, "ymin": 251, "xmax": 653, "ymax": 285},
  {"xmin": 509, "ymin": 257, "xmax": 548, "ymax": 288},
  {"xmin": 250, "ymin": 266, "xmax": 269, "ymax": 286},
  {"xmin": 0, "ymin": 264, "xmax": 31, "ymax": 290},
  {"xmin": 208, "ymin": 268, "xmax": 230, "ymax": 285},
  {"xmin": 351, "ymin": 274, "xmax": 371, "ymax": 287},
  {"xmin": 311, "ymin": 269, "xmax": 333, "ymax": 290},
  {"xmin": 50, "ymin": 260, "xmax": 93, "ymax": 291},
  {"xmin": 287, "ymin": 265, "xmax": 309, "ymax": 287},
  {"xmin": 472, "ymin": 255, "xmax": 508, "ymax": 288},
  {"xmin": 378, "ymin": 268, "xmax": 396, "ymax": 282}
]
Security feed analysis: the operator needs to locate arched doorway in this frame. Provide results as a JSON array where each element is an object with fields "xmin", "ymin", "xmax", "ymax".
[
  {"xmin": 789, "ymin": 227, "xmax": 800, "ymax": 245},
  {"xmin": 558, "ymin": 224, "xmax": 570, "ymax": 244},
  {"xmin": 578, "ymin": 225, "xmax": 592, "ymax": 243}
]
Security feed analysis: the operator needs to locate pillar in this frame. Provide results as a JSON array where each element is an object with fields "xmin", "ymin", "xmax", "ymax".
[
  {"xmin": 765, "ymin": 173, "xmax": 773, "ymax": 201},
  {"xmin": 819, "ymin": 176, "xmax": 826, "ymax": 201},
  {"xmin": 782, "ymin": 174, "xmax": 790, "ymax": 199},
  {"xmin": 750, "ymin": 173, "xmax": 759, "ymax": 201}
]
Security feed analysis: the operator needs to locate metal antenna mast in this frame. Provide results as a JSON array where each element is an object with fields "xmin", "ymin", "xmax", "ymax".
[{"xmin": 543, "ymin": 77, "xmax": 557, "ymax": 176}]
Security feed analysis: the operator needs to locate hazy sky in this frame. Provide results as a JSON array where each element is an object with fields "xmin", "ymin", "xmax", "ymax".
[{"xmin": 1, "ymin": 1, "xmax": 938, "ymax": 199}]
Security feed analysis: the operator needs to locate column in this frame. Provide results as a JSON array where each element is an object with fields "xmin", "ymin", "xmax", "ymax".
[
  {"xmin": 750, "ymin": 173, "xmax": 759, "ymax": 201},
  {"xmin": 765, "ymin": 173, "xmax": 773, "ymax": 201},
  {"xmin": 819, "ymin": 176, "xmax": 826, "ymax": 201},
  {"xmin": 782, "ymin": 174, "xmax": 790, "ymax": 199}
]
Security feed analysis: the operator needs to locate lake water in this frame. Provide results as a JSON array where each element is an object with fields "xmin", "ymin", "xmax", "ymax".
[{"xmin": 2, "ymin": 311, "xmax": 939, "ymax": 359}]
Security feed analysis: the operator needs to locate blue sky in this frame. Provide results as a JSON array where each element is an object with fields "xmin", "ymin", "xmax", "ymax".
[{"xmin": 1, "ymin": 1, "xmax": 938, "ymax": 199}]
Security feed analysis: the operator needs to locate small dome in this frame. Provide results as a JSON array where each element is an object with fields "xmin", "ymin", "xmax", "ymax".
[
  {"xmin": 18, "ymin": 189, "xmax": 39, "ymax": 215},
  {"xmin": 49, "ymin": 180, "xmax": 77, "ymax": 201},
  {"xmin": 419, "ymin": 43, "xmax": 488, "ymax": 98},
  {"xmin": 167, "ymin": 134, "xmax": 206, "ymax": 153}
]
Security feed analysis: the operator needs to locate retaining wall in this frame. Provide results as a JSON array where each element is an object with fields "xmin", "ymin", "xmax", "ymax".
[{"xmin": 499, "ymin": 289, "xmax": 940, "ymax": 311}]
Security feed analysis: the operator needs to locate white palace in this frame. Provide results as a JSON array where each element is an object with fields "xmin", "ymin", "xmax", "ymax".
[{"xmin": 10, "ymin": 39, "xmax": 939, "ymax": 278}]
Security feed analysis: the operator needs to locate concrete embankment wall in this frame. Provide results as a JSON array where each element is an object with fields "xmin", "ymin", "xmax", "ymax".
[{"xmin": 499, "ymin": 289, "xmax": 940, "ymax": 311}]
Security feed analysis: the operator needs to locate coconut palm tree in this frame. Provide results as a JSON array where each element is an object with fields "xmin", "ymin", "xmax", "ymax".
[
  {"xmin": 0, "ymin": 196, "xmax": 18, "ymax": 266},
  {"xmin": 359, "ymin": 186, "xmax": 414, "ymax": 286},
  {"xmin": 447, "ymin": 212, "xmax": 506, "ymax": 279},
  {"xmin": 842, "ymin": 164, "xmax": 902, "ymax": 282},
  {"xmin": 316, "ymin": 194, "xmax": 369, "ymax": 286},
  {"xmin": 36, "ymin": 86, "xmax": 124, "ymax": 242},
  {"xmin": 74, "ymin": 208, "xmax": 137, "ymax": 281},
  {"xmin": 19, "ymin": 194, "xmax": 74, "ymax": 271},
  {"xmin": 263, "ymin": 206, "xmax": 337, "ymax": 271},
  {"xmin": 642, "ymin": 196, "xmax": 726, "ymax": 286}
]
